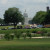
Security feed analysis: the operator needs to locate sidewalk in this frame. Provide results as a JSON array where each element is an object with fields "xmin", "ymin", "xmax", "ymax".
[{"xmin": 27, "ymin": 37, "xmax": 50, "ymax": 39}]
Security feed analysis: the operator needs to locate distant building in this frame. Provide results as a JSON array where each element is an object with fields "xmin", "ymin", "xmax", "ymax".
[{"xmin": 23, "ymin": 10, "xmax": 32, "ymax": 25}]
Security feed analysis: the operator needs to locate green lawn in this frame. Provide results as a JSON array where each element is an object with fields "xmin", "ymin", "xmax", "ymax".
[
  {"xmin": 0, "ymin": 38, "xmax": 50, "ymax": 50},
  {"xmin": 0, "ymin": 26, "xmax": 50, "ymax": 50},
  {"xmin": 0, "ymin": 26, "xmax": 14, "ymax": 29}
]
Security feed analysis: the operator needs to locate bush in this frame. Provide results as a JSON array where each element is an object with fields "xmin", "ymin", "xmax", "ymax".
[
  {"xmin": 15, "ymin": 30, "xmax": 22, "ymax": 39},
  {"xmin": 10, "ymin": 34, "xmax": 14, "ymax": 40},
  {"xmin": 40, "ymin": 29, "xmax": 47, "ymax": 36},
  {"xmin": 37, "ymin": 31, "xmax": 45, "ymax": 36},
  {"xmin": 22, "ymin": 33, "xmax": 26, "ymax": 39},
  {"xmin": 4, "ymin": 34, "xmax": 10, "ymax": 40},
  {"xmin": 41, "ymin": 32, "xmax": 45, "ymax": 36},
  {"xmin": 26, "ymin": 30, "xmax": 32, "ymax": 39},
  {"xmin": 4, "ymin": 33, "xmax": 14, "ymax": 40},
  {"xmin": 37, "ymin": 31, "xmax": 43, "ymax": 34},
  {"xmin": 31, "ymin": 29, "xmax": 37, "ymax": 33},
  {"xmin": 47, "ymin": 32, "xmax": 50, "ymax": 37},
  {"xmin": 41, "ymin": 29, "xmax": 47, "ymax": 33}
]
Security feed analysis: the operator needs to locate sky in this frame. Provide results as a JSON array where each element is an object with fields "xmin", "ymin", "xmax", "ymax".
[{"xmin": 0, "ymin": 0, "xmax": 50, "ymax": 19}]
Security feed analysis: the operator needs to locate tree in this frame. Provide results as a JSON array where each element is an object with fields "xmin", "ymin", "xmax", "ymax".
[
  {"xmin": 0, "ymin": 18, "xmax": 4, "ymax": 24},
  {"xmin": 32, "ymin": 11, "xmax": 46, "ymax": 24},
  {"xmin": 4, "ymin": 7, "xmax": 24, "ymax": 28},
  {"xmin": 45, "ymin": 10, "xmax": 50, "ymax": 24}
]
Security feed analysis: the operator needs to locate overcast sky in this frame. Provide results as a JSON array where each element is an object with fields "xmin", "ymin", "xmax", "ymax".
[{"xmin": 0, "ymin": 0, "xmax": 50, "ymax": 19}]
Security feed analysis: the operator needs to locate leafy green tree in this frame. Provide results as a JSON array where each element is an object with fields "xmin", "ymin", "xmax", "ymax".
[
  {"xmin": 0, "ymin": 18, "xmax": 4, "ymax": 24},
  {"xmin": 4, "ymin": 7, "xmax": 24, "ymax": 28},
  {"xmin": 32, "ymin": 11, "xmax": 46, "ymax": 24},
  {"xmin": 45, "ymin": 10, "xmax": 50, "ymax": 24}
]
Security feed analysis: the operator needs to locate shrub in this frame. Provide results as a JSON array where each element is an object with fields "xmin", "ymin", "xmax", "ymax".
[
  {"xmin": 37, "ymin": 31, "xmax": 45, "ymax": 36},
  {"xmin": 10, "ymin": 34, "xmax": 14, "ymax": 40},
  {"xmin": 41, "ymin": 29, "xmax": 47, "ymax": 33},
  {"xmin": 32, "ymin": 29, "xmax": 37, "ymax": 33},
  {"xmin": 22, "ymin": 33, "xmax": 26, "ymax": 39},
  {"xmin": 41, "ymin": 32, "xmax": 45, "ymax": 36},
  {"xmin": 4, "ymin": 34, "xmax": 10, "ymax": 40},
  {"xmin": 40, "ymin": 29, "xmax": 47, "ymax": 36},
  {"xmin": 26, "ymin": 30, "xmax": 32, "ymax": 39},
  {"xmin": 15, "ymin": 30, "xmax": 22, "ymax": 39},
  {"xmin": 47, "ymin": 32, "xmax": 50, "ymax": 37},
  {"xmin": 37, "ymin": 31, "xmax": 43, "ymax": 34},
  {"xmin": 33, "ymin": 33, "xmax": 36, "ymax": 37}
]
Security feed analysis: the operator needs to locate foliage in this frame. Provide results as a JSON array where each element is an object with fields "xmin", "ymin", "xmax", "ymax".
[
  {"xmin": 37, "ymin": 31, "xmax": 42, "ymax": 34},
  {"xmin": 41, "ymin": 29, "xmax": 47, "ymax": 33},
  {"xmin": 31, "ymin": 29, "xmax": 37, "ymax": 33},
  {"xmin": 4, "ymin": 33, "xmax": 14, "ymax": 40},
  {"xmin": 0, "ymin": 18, "xmax": 4, "ymax": 24},
  {"xmin": 32, "ymin": 10, "xmax": 50, "ymax": 24},
  {"xmin": 4, "ymin": 33, "xmax": 10, "ymax": 40},
  {"xmin": 0, "ymin": 28, "xmax": 50, "ymax": 39},
  {"xmin": 32, "ymin": 11, "xmax": 46, "ymax": 24},
  {"xmin": 40, "ymin": 29, "xmax": 47, "ymax": 36},
  {"xmin": 45, "ymin": 10, "xmax": 50, "ymax": 24},
  {"xmin": 4, "ymin": 7, "xmax": 24, "ymax": 28},
  {"xmin": 22, "ymin": 33, "xmax": 26, "ymax": 39},
  {"xmin": 10, "ymin": 34, "xmax": 14, "ymax": 40},
  {"xmin": 26, "ymin": 30, "xmax": 32, "ymax": 39},
  {"xmin": 36, "ymin": 29, "xmax": 47, "ymax": 36},
  {"xmin": 15, "ymin": 30, "xmax": 22, "ymax": 39},
  {"xmin": 47, "ymin": 32, "xmax": 50, "ymax": 37}
]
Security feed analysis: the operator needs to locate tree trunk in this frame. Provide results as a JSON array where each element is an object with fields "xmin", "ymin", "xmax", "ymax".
[{"xmin": 14, "ymin": 23, "xmax": 17, "ymax": 28}]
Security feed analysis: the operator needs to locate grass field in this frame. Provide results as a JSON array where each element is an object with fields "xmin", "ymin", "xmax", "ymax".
[
  {"xmin": 0, "ymin": 38, "xmax": 50, "ymax": 50},
  {"xmin": 0, "ymin": 26, "xmax": 50, "ymax": 50}
]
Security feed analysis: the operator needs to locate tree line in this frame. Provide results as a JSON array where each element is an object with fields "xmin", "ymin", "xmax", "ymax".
[
  {"xmin": 0, "ymin": 7, "xmax": 50, "ymax": 27},
  {"xmin": 32, "ymin": 10, "xmax": 50, "ymax": 25},
  {"xmin": 0, "ymin": 7, "xmax": 24, "ymax": 27}
]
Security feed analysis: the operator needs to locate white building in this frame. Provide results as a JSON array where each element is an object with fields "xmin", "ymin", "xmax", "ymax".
[
  {"xmin": 23, "ymin": 10, "xmax": 28, "ymax": 25},
  {"xmin": 23, "ymin": 10, "xmax": 32, "ymax": 25}
]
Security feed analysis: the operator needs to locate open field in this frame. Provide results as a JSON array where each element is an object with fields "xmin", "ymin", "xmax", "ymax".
[{"xmin": 0, "ymin": 38, "xmax": 50, "ymax": 50}]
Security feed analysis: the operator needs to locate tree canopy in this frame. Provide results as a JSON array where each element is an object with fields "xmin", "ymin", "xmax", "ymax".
[
  {"xmin": 4, "ymin": 7, "xmax": 24, "ymax": 28},
  {"xmin": 45, "ymin": 10, "xmax": 50, "ymax": 24},
  {"xmin": 32, "ymin": 11, "xmax": 46, "ymax": 24},
  {"xmin": 0, "ymin": 18, "xmax": 4, "ymax": 24}
]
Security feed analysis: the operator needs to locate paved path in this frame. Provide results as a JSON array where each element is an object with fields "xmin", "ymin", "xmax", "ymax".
[{"xmin": 27, "ymin": 37, "xmax": 50, "ymax": 39}]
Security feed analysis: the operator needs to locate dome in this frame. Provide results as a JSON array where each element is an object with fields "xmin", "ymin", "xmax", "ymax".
[{"xmin": 23, "ymin": 10, "xmax": 28, "ymax": 17}]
